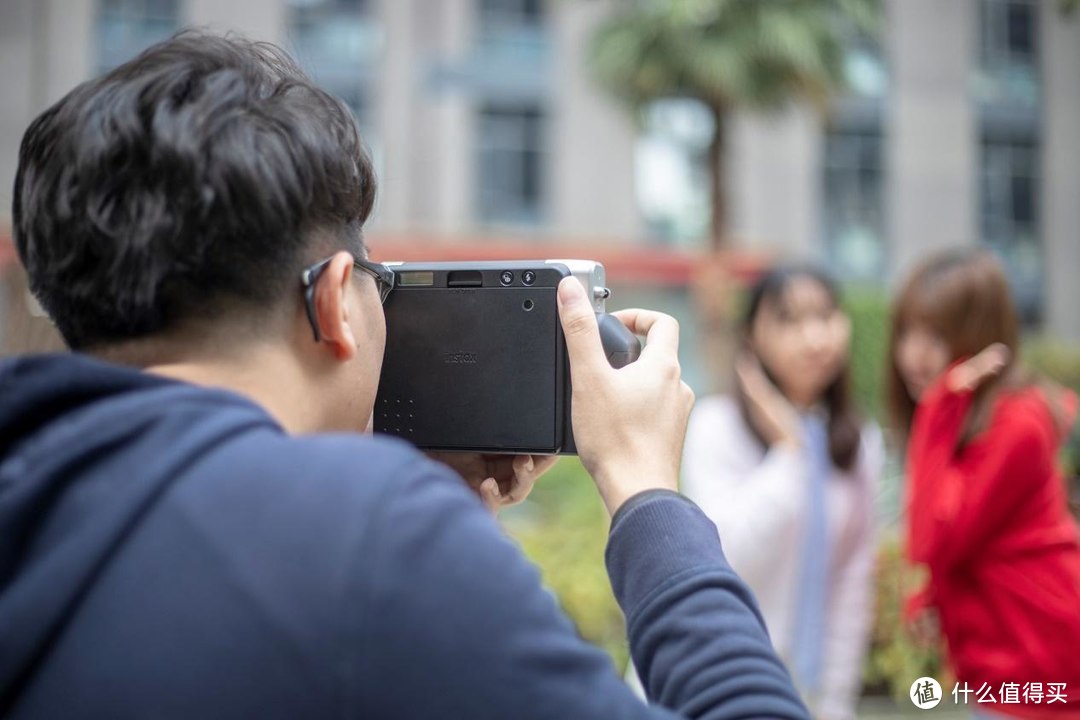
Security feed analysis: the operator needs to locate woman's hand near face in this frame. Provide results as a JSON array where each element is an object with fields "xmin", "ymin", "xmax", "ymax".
[
  {"xmin": 945, "ymin": 343, "xmax": 1011, "ymax": 393},
  {"xmin": 736, "ymin": 354, "xmax": 802, "ymax": 450}
]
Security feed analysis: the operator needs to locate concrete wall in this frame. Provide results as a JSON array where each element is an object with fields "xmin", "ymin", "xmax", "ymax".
[
  {"xmin": 186, "ymin": 0, "xmax": 285, "ymax": 41},
  {"xmin": 0, "ymin": 0, "xmax": 94, "ymax": 226},
  {"xmin": 373, "ymin": 0, "xmax": 420, "ymax": 231},
  {"xmin": 372, "ymin": 0, "xmax": 642, "ymax": 239},
  {"xmin": 886, "ymin": 0, "xmax": 978, "ymax": 281},
  {"xmin": 727, "ymin": 105, "xmax": 823, "ymax": 258},
  {"xmin": 550, "ymin": 0, "xmax": 641, "ymax": 241},
  {"xmin": 413, "ymin": 0, "xmax": 475, "ymax": 235},
  {"xmin": 0, "ymin": 0, "xmax": 38, "ymax": 228},
  {"xmin": 1042, "ymin": 5, "xmax": 1080, "ymax": 342}
]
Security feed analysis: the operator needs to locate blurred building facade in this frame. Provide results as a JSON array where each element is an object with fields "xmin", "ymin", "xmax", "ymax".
[{"xmin": 1, "ymin": 0, "xmax": 1079, "ymax": 344}]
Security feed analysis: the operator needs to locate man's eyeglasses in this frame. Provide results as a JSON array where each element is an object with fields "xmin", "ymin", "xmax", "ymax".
[{"xmin": 301, "ymin": 256, "xmax": 395, "ymax": 342}]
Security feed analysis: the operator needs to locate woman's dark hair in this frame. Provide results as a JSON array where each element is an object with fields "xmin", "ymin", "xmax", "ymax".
[
  {"xmin": 12, "ymin": 30, "xmax": 376, "ymax": 350},
  {"xmin": 738, "ymin": 264, "xmax": 862, "ymax": 471}
]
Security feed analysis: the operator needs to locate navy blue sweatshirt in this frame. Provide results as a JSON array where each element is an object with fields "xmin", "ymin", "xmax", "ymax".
[{"xmin": 0, "ymin": 353, "xmax": 808, "ymax": 719}]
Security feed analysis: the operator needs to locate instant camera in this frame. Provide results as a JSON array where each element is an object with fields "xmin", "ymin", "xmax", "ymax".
[{"xmin": 373, "ymin": 260, "xmax": 641, "ymax": 454}]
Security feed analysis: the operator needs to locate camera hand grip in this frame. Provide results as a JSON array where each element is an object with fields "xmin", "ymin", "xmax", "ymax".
[{"xmin": 596, "ymin": 313, "xmax": 641, "ymax": 369}]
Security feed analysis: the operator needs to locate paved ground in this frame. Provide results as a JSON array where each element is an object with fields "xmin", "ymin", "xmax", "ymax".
[{"xmin": 858, "ymin": 696, "xmax": 968, "ymax": 718}]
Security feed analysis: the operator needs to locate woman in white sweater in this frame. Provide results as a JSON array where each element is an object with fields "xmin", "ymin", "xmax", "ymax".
[{"xmin": 682, "ymin": 265, "xmax": 882, "ymax": 720}]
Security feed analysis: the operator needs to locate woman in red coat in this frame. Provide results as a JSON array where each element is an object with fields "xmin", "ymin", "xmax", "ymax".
[{"xmin": 889, "ymin": 250, "xmax": 1080, "ymax": 719}]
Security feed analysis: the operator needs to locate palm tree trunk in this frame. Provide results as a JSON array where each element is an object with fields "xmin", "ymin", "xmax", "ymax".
[
  {"xmin": 695, "ymin": 103, "xmax": 736, "ymax": 394},
  {"xmin": 707, "ymin": 104, "xmax": 727, "ymax": 250}
]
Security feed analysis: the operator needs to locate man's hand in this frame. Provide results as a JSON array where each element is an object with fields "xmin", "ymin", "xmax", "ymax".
[
  {"xmin": 557, "ymin": 277, "xmax": 695, "ymax": 517},
  {"xmin": 428, "ymin": 452, "xmax": 559, "ymax": 514}
]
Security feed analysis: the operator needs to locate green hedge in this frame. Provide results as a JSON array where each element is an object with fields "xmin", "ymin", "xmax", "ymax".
[
  {"xmin": 1025, "ymin": 339, "xmax": 1080, "ymax": 478},
  {"xmin": 842, "ymin": 287, "xmax": 892, "ymax": 424},
  {"xmin": 863, "ymin": 533, "xmax": 950, "ymax": 700}
]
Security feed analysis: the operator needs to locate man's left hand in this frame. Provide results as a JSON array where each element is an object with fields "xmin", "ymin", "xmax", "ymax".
[{"xmin": 427, "ymin": 453, "xmax": 559, "ymax": 514}]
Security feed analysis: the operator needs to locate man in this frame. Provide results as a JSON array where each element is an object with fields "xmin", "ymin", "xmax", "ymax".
[{"xmin": 0, "ymin": 32, "xmax": 808, "ymax": 719}]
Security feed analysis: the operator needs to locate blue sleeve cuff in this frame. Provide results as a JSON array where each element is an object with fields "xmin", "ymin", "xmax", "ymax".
[{"xmin": 605, "ymin": 489, "xmax": 729, "ymax": 619}]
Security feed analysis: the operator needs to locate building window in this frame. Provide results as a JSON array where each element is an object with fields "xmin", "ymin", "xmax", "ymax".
[
  {"xmin": 635, "ymin": 99, "xmax": 712, "ymax": 247},
  {"xmin": 286, "ymin": 0, "xmax": 379, "ymax": 124},
  {"xmin": 96, "ymin": 0, "xmax": 180, "ymax": 73},
  {"xmin": 478, "ymin": 0, "xmax": 543, "ymax": 30},
  {"xmin": 977, "ymin": 0, "xmax": 1039, "ymax": 106},
  {"xmin": 981, "ymin": 136, "xmax": 1041, "ymax": 321},
  {"xmin": 823, "ymin": 130, "xmax": 884, "ymax": 280},
  {"xmin": 834, "ymin": 14, "xmax": 887, "ymax": 99},
  {"xmin": 474, "ymin": 0, "xmax": 549, "ymax": 76},
  {"xmin": 476, "ymin": 104, "xmax": 546, "ymax": 226}
]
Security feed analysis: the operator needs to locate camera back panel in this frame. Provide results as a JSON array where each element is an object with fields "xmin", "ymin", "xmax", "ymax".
[{"xmin": 375, "ymin": 262, "xmax": 571, "ymax": 453}]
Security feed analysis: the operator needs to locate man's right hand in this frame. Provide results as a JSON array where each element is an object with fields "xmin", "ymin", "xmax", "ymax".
[{"xmin": 557, "ymin": 277, "xmax": 695, "ymax": 516}]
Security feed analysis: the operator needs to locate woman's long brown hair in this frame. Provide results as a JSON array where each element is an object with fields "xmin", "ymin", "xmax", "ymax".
[{"xmin": 887, "ymin": 249, "xmax": 1024, "ymax": 451}]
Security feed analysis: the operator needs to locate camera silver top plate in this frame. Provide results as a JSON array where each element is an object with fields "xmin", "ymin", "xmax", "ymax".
[{"xmin": 545, "ymin": 259, "xmax": 608, "ymax": 313}]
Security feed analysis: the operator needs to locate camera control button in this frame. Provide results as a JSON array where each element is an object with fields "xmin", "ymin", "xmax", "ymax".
[
  {"xmin": 500, "ymin": 271, "xmax": 514, "ymax": 285},
  {"xmin": 522, "ymin": 270, "xmax": 536, "ymax": 286}
]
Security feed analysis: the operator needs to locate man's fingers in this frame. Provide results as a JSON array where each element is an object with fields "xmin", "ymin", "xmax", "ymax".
[
  {"xmin": 479, "ymin": 477, "xmax": 501, "ymax": 511},
  {"xmin": 511, "ymin": 454, "xmax": 535, "ymax": 478},
  {"xmin": 609, "ymin": 308, "xmax": 680, "ymax": 361},
  {"xmin": 513, "ymin": 453, "xmax": 559, "ymax": 482},
  {"xmin": 499, "ymin": 455, "xmax": 555, "ymax": 506},
  {"xmin": 529, "ymin": 454, "xmax": 559, "ymax": 478},
  {"xmin": 558, "ymin": 278, "xmax": 605, "ymax": 376}
]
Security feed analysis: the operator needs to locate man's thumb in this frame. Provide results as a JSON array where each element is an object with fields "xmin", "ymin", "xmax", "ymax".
[{"xmin": 557, "ymin": 277, "xmax": 603, "ymax": 375}]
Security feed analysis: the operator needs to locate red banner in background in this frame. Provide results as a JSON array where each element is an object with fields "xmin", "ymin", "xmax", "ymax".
[{"xmin": 0, "ymin": 229, "xmax": 772, "ymax": 288}]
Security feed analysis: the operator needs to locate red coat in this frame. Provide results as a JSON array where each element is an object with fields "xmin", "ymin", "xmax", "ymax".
[{"xmin": 906, "ymin": 375, "xmax": 1080, "ymax": 719}]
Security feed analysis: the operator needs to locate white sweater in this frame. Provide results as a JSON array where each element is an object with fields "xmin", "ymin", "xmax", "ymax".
[{"xmin": 681, "ymin": 395, "xmax": 883, "ymax": 720}]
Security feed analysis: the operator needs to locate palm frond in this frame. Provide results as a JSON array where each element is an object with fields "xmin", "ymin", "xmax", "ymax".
[{"xmin": 588, "ymin": 0, "xmax": 879, "ymax": 112}]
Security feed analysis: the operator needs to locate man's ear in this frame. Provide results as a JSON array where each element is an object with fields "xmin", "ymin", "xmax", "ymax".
[{"xmin": 313, "ymin": 251, "xmax": 358, "ymax": 361}]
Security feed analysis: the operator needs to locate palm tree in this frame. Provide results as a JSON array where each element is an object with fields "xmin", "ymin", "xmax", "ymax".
[{"xmin": 589, "ymin": 0, "xmax": 878, "ymax": 249}]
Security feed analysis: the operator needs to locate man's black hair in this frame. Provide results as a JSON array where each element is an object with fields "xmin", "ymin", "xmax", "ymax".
[{"xmin": 12, "ymin": 30, "xmax": 376, "ymax": 350}]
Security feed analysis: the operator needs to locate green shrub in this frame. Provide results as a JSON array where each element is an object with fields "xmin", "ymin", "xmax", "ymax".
[
  {"xmin": 1025, "ymin": 338, "xmax": 1080, "ymax": 392},
  {"xmin": 842, "ymin": 287, "xmax": 891, "ymax": 423},
  {"xmin": 863, "ymin": 533, "xmax": 950, "ymax": 699},
  {"xmin": 1024, "ymin": 338, "xmax": 1080, "ymax": 479}
]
